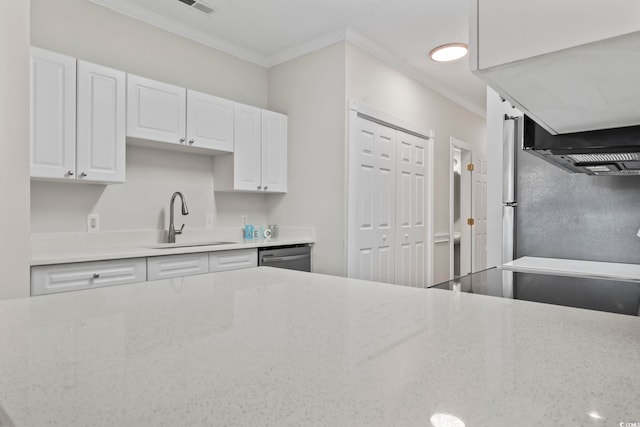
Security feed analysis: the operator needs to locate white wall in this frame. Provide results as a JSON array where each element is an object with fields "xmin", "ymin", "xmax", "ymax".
[
  {"xmin": 345, "ymin": 42, "xmax": 486, "ymax": 284},
  {"xmin": 30, "ymin": 0, "xmax": 269, "ymax": 233},
  {"xmin": 267, "ymin": 42, "xmax": 347, "ymax": 275},
  {"xmin": 0, "ymin": 1, "xmax": 31, "ymax": 299}
]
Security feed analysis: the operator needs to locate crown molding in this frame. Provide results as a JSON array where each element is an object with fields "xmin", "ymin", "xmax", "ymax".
[
  {"xmin": 344, "ymin": 28, "xmax": 485, "ymax": 118},
  {"xmin": 89, "ymin": 0, "xmax": 269, "ymax": 67},
  {"xmin": 267, "ymin": 28, "xmax": 347, "ymax": 67},
  {"xmin": 89, "ymin": 1, "xmax": 485, "ymax": 116}
]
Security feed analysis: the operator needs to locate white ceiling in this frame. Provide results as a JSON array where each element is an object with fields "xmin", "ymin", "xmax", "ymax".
[{"xmin": 91, "ymin": 0, "xmax": 487, "ymax": 116}]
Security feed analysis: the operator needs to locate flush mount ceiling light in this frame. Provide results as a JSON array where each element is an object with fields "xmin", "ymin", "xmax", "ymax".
[{"xmin": 429, "ymin": 43, "xmax": 468, "ymax": 62}]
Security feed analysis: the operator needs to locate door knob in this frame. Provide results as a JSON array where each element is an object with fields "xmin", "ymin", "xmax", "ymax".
[
  {"xmin": 93, "ymin": 273, "xmax": 100, "ymax": 279},
  {"xmin": 67, "ymin": 170, "xmax": 74, "ymax": 176},
  {"xmin": 80, "ymin": 172, "xmax": 87, "ymax": 178},
  {"xmin": 382, "ymin": 235, "xmax": 387, "ymax": 240},
  {"xmin": 179, "ymin": 137, "xmax": 185, "ymax": 144},
  {"xmin": 404, "ymin": 234, "xmax": 409, "ymax": 239},
  {"xmin": 188, "ymin": 139, "xmax": 194, "ymax": 145}
]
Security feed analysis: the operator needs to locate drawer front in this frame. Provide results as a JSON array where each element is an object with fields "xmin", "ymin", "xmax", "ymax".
[
  {"xmin": 31, "ymin": 258, "xmax": 147, "ymax": 296},
  {"xmin": 209, "ymin": 249, "xmax": 257, "ymax": 272},
  {"xmin": 147, "ymin": 253, "xmax": 209, "ymax": 281}
]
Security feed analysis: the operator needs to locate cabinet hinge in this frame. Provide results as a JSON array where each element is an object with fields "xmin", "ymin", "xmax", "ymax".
[
  {"xmin": 467, "ymin": 218, "xmax": 475, "ymax": 226},
  {"xmin": 467, "ymin": 163, "xmax": 475, "ymax": 172}
]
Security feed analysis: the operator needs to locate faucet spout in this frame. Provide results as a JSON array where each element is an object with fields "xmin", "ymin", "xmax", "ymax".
[{"xmin": 168, "ymin": 192, "xmax": 189, "ymax": 243}]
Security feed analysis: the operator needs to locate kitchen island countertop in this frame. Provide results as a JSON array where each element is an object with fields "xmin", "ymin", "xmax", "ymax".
[{"xmin": 0, "ymin": 267, "xmax": 638, "ymax": 426}]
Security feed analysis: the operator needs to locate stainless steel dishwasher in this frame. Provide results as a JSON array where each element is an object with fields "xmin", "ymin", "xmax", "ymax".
[{"xmin": 258, "ymin": 244, "xmax": 311, "ymax": 272}]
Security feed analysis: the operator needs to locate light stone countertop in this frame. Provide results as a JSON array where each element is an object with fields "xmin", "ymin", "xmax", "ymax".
[
  {"xmin": 0, "ymin": 267, "xmax": 638, "ymax": 426},
  {"xmin": 30, "ymin": 227, "xmax": 314, "ymax": 266},
  {"xmin": 502, "ymin": 256, "xmax": 640, "ymax": 281}
]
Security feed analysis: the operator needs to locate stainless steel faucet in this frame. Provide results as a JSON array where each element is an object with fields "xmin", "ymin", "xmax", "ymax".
[{"xmin": 168, "ymin": 191, "xmax": 189, "ymax": 243}]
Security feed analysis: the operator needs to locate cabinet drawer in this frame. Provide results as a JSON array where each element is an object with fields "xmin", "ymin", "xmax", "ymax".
[
  {"xmin": 31, "ymin": 258, "xmax": 146, "ymax": 296},
  {"xmin": 147, "ymin": 253, "xmax": 209, "ymax": 281},
  {"xmin": 209, "ymin": 249, "xmax": 257, "ymax": 272}
]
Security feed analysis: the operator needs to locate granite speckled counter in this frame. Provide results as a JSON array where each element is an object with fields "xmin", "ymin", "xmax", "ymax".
[{"xmin": 0, "ymin": 267, "xmax": 639, "ymax": 426}]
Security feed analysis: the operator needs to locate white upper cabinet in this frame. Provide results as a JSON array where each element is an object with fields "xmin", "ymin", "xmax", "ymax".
[
  {"xmin": 30, "ymin": 47, "xmax": 76, "ymax": 180},
  {"xmin": 261, "ymin": 110, "xmax": 287, "ymax": 193},
  {"xmin": 233, "ymin": 103, "xmax": 262, "ymax": 191},
  {"xmin": 76, "ymin": 60, "xmax": 126, "ymax": 183},
  {"xmin": 214, "ymin": 104, "xmax": 288, "ymax": 193},
  {"xmin": 470, "ymin": 0, "xmax": 640, "ymax": 134},
  {"xmin": 127, "ymin": 75, "xmax": 234, "ymax": 154},
  {"xmin": 186, "ymin": 90, "xmax": 234, "ymax": 152},
  {"xmin": 30, "ymin": 48, "xmax": 125, "ymax": 184},
  {"xmin": 126, "ymin": 74, "xmax": 186, "ymax": 145}
]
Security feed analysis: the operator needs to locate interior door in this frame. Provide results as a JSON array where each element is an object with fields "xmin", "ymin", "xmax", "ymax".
[
  {"xmin": 348, "ymin": 116, "xmax": 396, "ymax": 283},
  {"xmin": 472, "ymin": 155, "xmax": 488, "ymax": 272},
  {"xmin": 395, "ymin": 131, "xmax": 427, "ymax": 287}
]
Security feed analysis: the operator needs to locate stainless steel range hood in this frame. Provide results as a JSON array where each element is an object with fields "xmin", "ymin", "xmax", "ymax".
[{"xmin": 523, "ymin": 115, "xmax": 640, "ymax": 175}]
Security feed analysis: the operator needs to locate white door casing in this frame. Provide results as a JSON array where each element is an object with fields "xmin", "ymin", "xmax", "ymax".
[
  {"xmin": 76, "ymin": 60, "xmax": 126, "ymax": 183},
  {"xmin": 30, "ymin": 47, "xmax": 76, "ymax": 180},
  {"xmin": 473, "ymin": 154, "xmax": 488, "ymax": 272},
  {"xmin": 449, "ymin": 138, "xmax": 473, "ymax": 279},
  {"xmin": 395, "ymin": 131, "xmax": 427, "ymax": 287}
]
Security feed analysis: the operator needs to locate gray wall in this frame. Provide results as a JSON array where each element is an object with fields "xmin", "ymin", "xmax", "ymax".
[{"xmin": 516, "ymin": 149, "xmax": 640, "ymax": 263}]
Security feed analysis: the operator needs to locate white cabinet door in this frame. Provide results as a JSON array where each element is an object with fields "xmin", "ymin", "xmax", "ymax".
[
  {"xmin": 472, "ymin": 155, "xmax": 488, "ymax": 273},
  {"xmin": 30, "ymin": 47, "xmax": 76, "ymax": 180},
  {"xmin": 233, "ymin": 103, "xmax": 262, "ymax": 191},
  {"xmin": 31, "ymin": 258, "xmax": 147, "ymax": 295},
  {"xmin": 348, "ymin": 117, "xmax": 396, "ymax": 284},
  {"xmin": 209, "ymin": 249, "xmax": 257, "ymax": 272},
  {"xmin": 395, "ymin": 131, "xmax": 427, "ymax": 287},
  {"xmin": 186, "ymin": 89, "xmax": 234, "ymax": 152},
  {"xmin": 76, "ymin": 60, "xmax": 126, "ymax": 183},
  {"xmin": 126, "ymin": 74, "xmax": 186, "ymax": 145},
  {"xmin": 147, "ymin": 253, "xmax": 209, "ymax": 281},
  {"xmin": 261, "ymin": 110, "xmax": 287, "ymax": 193}
]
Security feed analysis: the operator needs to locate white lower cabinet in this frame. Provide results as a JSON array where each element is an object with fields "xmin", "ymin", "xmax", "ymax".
[
  {"xmin": 209, "ymin": 248, "xmax": 257, "ymax": 272},
  {"xmin": 147, "ymin": 253, "xmax": 209, "ymax": 281},
  {"xmin": 31, "ymin": 258, "xmax": 146, "ymax": 296}
]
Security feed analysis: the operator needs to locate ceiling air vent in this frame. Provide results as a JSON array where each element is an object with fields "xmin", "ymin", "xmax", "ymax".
[{"xmin": 176, "ymin": 0, "xmax": 215, "ymax": 15}]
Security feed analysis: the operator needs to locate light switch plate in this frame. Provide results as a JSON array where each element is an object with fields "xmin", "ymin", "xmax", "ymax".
[{"xmin": 87, "ymin": 214, "xmax": 100, "ymax": 233}]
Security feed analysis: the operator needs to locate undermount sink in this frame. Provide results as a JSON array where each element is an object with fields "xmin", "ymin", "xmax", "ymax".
[{"xmin": 148, "ymin": 241, "xmax": 237, "ymax": 249}]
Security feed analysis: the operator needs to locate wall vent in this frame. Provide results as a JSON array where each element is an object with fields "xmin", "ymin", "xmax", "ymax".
[{"xmin": 177, "ymin": 0, "xmax": 215, "ymax": 15}]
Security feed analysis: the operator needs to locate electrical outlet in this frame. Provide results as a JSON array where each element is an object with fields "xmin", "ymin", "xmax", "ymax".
[
  {"xmin": 241, "ymin": 215, "xmax": 248, "ymax": 226},
  {"xmin": 87, "ymin": 214, "xmax": 100, "ymax": 233},
  {"xmin": 206, "ymin": 213, "xmax": 214, "ymax": 229}
]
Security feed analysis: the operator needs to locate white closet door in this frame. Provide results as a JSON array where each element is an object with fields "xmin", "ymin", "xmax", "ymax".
[
  {"xmin": 76, "ymin": 60, "xmax": 126, "ymax": 183},
  {"xmin": 395, "ymin": 131, "xmax": 427, "ymax": 287},
  {"xmin": 472, "ymin": 155, "xmax": 488, "ymax": 272},
  {"xmin": 30, "ymin": 47, "xmax": 76, "ymax": 179},
  {"xmin": 349, "ymin": 117, "xmax": 396, "ymax": 284}
]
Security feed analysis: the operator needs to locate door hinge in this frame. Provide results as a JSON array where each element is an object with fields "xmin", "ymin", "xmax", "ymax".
[
  {"xmin": 467, "ymin": 163, "xmax": 474, "ymax": 172},
  {"xmin": 467, "ymin": 218, "xmax": 475, "ymax": 226}
]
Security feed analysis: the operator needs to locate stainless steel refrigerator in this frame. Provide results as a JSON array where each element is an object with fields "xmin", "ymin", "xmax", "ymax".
[{"xmin": 502, "ymin": 114, "xmax": 522, "ymax": 264}]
